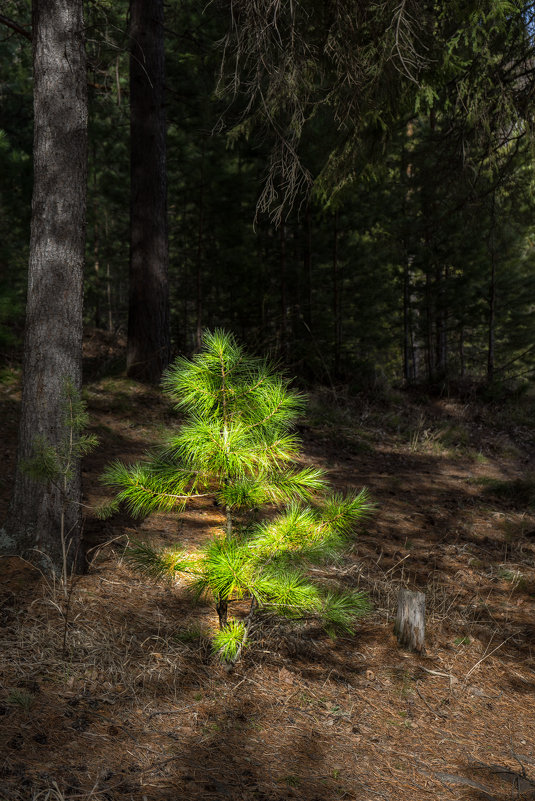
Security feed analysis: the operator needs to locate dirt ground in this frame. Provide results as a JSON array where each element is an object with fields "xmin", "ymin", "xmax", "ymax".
[{"xmin": 1, "ymin": 331, "xmax": 535, "ymax": 801}]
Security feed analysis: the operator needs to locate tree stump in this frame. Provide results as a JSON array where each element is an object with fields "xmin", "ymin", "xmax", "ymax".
[{"xmin": 394, "ymin": 588, "xmax": 425, "ymax": 654}]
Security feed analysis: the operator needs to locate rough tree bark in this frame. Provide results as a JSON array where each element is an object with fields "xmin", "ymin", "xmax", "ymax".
[
  {"xmin": 126, "ymin": 0, "xmax": 170, "ymax": 383},
  {"xmin": 394, "ymin": 588, "xmax": 426, "ymax": 654},
  {"xmin": 2, "ymin": 0, "xmax": 87, "ymax": 571}
]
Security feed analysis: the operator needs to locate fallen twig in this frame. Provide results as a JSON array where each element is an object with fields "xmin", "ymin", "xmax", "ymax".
[{"xmin": 414, "ymin": 682, "xmax": 447, "ymax": 719}]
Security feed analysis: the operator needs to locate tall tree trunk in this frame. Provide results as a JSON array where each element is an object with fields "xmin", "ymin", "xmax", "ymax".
[
  {"xmin": 425, "ymin": 265, "xmax": 434, "ymax": 382},
  {"xmin": 92, "ymin": 141, "xmax": 101, "ymax": 329},
  {"xmin": 279, "ymin": 222, "xmax": 288, "ymax": 356},
  {"xmin": 403, "ymin": 260, "xmax": 412, "ymax": 383},
  {"xmin": 332, "ymin": 211, "xmax": 341, "ymax": 378},
  {"xmin": 402, "ymin": 124, "xmax": 416, "ymax": 383},
  {"xmin": 106, "ymin": 263, "xmax": 113, "ymax": 333},
  {"xmin": 303, "ymin": 204, "xmax": 312, "ymax": 328},
  {"xmin": 195, "ymin": 142, "xmax": 205, "ymax": 352},
  {"xmin": 126, "ymin": 0, "xmax": 170, "ymax": 383},
  {"xmin": 487, "ymin": 194, "xmax": 496, "ymax": 381},
  {"xmin": 104, "ymin": 211, "xmax": 114, "ymax": 333},
  {"xmin": 435, "ymin": 265, "xmax": 448, "ymax": 377},
  {"xmin": 3, "ymin": 0, "xmax": 87, "ymax": 571},
  {"xmin": 488, "ymin": 259, "xmax": 496, "ymax": 381},
  {"xmin": 459, "ymin": 322, "xmax": 465, "ymax": 379}
]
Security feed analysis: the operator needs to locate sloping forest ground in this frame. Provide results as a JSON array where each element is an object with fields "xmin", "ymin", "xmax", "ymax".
[{"xmin": 1, "ymin": 331, "xmax": 535, "ymax": 801}]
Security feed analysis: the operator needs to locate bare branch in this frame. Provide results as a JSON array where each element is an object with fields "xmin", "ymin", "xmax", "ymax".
[{"xmin": 0, "ymin": 14, "xmax": 31, "ymax": 41}]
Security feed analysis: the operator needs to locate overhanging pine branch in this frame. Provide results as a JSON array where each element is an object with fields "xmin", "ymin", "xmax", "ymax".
[{"xmin": 0, "ymin": 14, "xmax": 32, "ymax": 41}]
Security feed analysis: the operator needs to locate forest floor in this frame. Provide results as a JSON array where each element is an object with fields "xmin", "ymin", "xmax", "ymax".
[{"xmin": 1, "ymin": 331, "xmax": 535, "ymax": 801}]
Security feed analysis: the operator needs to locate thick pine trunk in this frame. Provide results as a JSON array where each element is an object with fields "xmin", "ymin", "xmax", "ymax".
[
  {"xmin": 3, "ymin": 0, "xmax": 87, "ymax": 571},
  {"xmin": 127, "ymin": 0, "xmax": 170, "ymax": 383}
]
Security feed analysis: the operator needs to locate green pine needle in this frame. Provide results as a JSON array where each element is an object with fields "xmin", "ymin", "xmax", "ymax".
[
  {"xmin": 257, "ymin": 567, "xmax": 322, "ymax": 616},
  {"xmin": 212, "ymin": 619, "xmax": 247, "ymax": 662},
  {"xmin": 125, "ymin": 541, "xmax": 193, "ymax": 579},
  {"xmin": 21, "ymin": 436, "xmax": 62, "ymax": 483},
  {"xmin": 200, "ymin": 536, "xmax": 256, "ymax": 600},
  {"xmin": 321, "ymin": 590, "xmax": 372, "ymax": 636}
]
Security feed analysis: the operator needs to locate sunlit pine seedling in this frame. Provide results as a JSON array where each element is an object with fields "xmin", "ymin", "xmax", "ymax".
[{"xmin": 102, "ymin": 330, "xmax": 373, "ymax": 663}]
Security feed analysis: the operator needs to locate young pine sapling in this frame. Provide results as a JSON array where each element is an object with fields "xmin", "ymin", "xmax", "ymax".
[
  {"xmin": 103, "ymin": 330, "xmax": 373, "ymax": 662},
  {"xmin": 22, "ymin": 378, "xmax": 98, "ymax": 653}
]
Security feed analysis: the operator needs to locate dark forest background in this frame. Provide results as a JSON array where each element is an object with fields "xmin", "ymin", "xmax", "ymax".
[
  {"xmin": 2, "ymin": 0, "xmax": 535, "ymax": 393},
  {"xmin": 2, "ymin": 6, "xmax": 535, "ymax": 799}
]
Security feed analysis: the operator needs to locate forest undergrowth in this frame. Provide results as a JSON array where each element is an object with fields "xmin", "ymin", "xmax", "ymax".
[{"xmin": 1, "ymin": 331, "xmax": 535, "ymax": 801}]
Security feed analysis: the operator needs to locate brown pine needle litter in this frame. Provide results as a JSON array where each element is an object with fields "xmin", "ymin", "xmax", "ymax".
[{"xmin": 2, "ymin": 363, "xmax": 535, "ymax": 800}]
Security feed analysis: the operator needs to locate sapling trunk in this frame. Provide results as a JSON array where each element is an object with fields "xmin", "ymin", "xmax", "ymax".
[
  {"xmin": 224, "ymin": 479, "xmax": 232, "ymax": 535},
  {"xmin": 225, "ymin": 596, "xmax": 257, "ymax": 669},
  {"xmin": 216, "ymin": 597, "xmax": 228, "ymax": 628}
]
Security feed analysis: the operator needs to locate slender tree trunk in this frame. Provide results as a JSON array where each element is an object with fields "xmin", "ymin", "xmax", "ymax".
[
  {"xmin": 279, "ymin": 222, "xmax": 287, "ymax": 356},
  {"xmin": 106, "ymin": 263, "xmax": 113, "ymax": 333},
  {"xmin": 403, "ymin": 260, "xmax": 412, "ymax": 382},
  {"xmin": 216, "ymin": 597, "xmax": 228, "ymax": 629},
  {"xmin": 195, "ymin": 143, "xmax": 205, "ymax": 351},
  {"xmin": 3, "ymin": 0, "xmax": 87, "ymax": 571},
  {"xmin": 92, "ymin": 141, "xmax": 101, "ymax": 329},
  {"xmin": 459, "ymin": 322, "xmax": 465, "ymax": 379},
  {"xmin": 104, "ymin": 211, "xmax": 113, "ymax": 333},
  {"xmin": 435, "ymin": 265, "xmax": 447, "ymax": 377},
  {"xmin": 401, "ymin": 125, "xmax": 416, "ymax": 383},
  {"xmin": 303, "ymin": 204, "xmax": 312, "ymax": 328},
  {"xmin": 425, "ymin": 266, "xmax": 434, "ymax": 382},
  {"xmin": 487, "ymin": 195, "xmax": 496, "ymax": 381},
  {"xmin": 332, "ymin": 211, "xmax": 341, "ymax": 378},
  {"xmin": 488, "ymin": 265, "xmax": 496, "ymax": 381},
  {"xmin": 424, "ymin": 111, "xmax": 436, "ymax": 384},
  {"xmin": 126, "ymin": 0, "xmax": 170, "ymax": 383}
]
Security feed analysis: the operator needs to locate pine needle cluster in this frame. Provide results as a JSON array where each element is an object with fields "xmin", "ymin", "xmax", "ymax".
[
  {"xmin": 102, "ymin": 330, "xmax": 374, "ymax": 663},
  {"xmin": 22, "ymin": 378, "xmax": 98, "ymax": 488}
]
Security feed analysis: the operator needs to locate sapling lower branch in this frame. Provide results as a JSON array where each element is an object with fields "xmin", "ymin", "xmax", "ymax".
[{"xmin": 103, "ymin": 330, "xmax": 374, "ymax": 662}]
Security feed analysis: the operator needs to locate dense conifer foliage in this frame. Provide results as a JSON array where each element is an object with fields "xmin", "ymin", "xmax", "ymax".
[{"xmin": 2, "ymin": 0, "xmax": 535, "ymax": 389}]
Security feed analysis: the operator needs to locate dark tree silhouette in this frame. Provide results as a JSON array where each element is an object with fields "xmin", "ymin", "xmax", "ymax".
[{"xmin": 126, "ymin": 0, "xmax": 170, "ymax": 383}]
